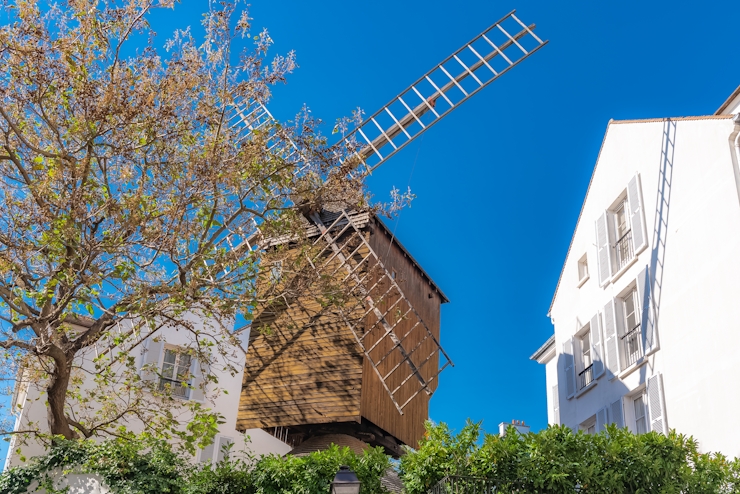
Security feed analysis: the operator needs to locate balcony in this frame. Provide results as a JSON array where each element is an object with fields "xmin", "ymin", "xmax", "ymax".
[
  {"xmin": 615, "ymin": 229, "xmax": 634, "ymax": 271},
  {"xmin": 578, "ymin": 364, "xmax": 594, "ymax": 390},
  {"xmin": 621, "ymin": 324, "xmax": 643, "ymax": 368}
]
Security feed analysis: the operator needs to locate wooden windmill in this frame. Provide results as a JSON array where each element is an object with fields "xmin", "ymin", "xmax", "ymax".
[{"xmin": 233, "ymin": 10, "xmax": 547, "ymax": 456}]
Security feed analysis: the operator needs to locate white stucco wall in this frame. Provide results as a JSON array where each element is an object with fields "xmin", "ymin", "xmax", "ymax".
[
  {"xmin": 4, "ymin": 316, "xmax": 291, "ymax": 470},
  {"xmin": 545, "ymin": 115, "xmax": 740, "ymax": 457}
]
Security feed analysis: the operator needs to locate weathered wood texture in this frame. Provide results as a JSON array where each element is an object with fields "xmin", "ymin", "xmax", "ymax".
[
  {"xmin": 361, "ymin": 218, "xmax": 442, "ymax": 447},
  {"xmin": 237, "ymin": 238, "xmax": 367, "ymax": 430},
  {"xmin": 237, "ymin": 216, "xmax": 444, "ymax": 449}
]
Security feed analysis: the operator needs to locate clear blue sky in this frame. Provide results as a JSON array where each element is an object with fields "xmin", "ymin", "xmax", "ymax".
[{"xmin": 3, "ymin": 0, "xmax": 740, "ymax": 462}]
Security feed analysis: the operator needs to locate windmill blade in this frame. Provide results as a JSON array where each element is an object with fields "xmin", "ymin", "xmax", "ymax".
[
  {"xmin": 344, "ymin": 10, "xmax": 547, "ymax": 173},
  {"xmin": 230, "ymin": 11, "xmax": 547, "ymax": 414}
]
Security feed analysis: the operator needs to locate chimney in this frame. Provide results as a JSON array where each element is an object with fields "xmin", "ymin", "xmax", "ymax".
[{"xmin": 499, "ymin": 419, "xmax": 531, "ymax": 437}]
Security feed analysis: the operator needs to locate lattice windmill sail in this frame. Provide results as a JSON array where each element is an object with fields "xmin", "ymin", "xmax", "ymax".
[{"xmin": 235, "ymin": 10, "xmax": 547, "ymax": 454}]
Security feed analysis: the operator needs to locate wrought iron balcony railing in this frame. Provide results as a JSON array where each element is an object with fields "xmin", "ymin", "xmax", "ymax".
[
  {"xmin": 578, "ymin": 363, "xmax": 594, "ymax": 390},
  {"xmin": 615, "ymin": 229, "xmax": 634, "ymax": 270},
  {"xmin": 621, "ymin": 324, "xmax": 643, "ymax": 368}
]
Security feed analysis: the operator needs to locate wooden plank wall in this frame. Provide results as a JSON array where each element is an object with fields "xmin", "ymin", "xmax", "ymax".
[
  {"xmin": 237, "ymin": 242, "xmax": 366, "ymax": 430},
  {"xmin": 361, "ymin": 219, "xmax": 442, "ymax": 447}
]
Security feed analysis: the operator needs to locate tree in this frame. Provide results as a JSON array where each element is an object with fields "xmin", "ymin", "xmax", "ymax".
[
  {"xmin": 400, "ymin": 421, "xmax": 740, "ymax": 494},
  {"xmin": 0, "ymin": 0, "xmax": 370, "ymax": 445},
  {"xmin": 0, "ymin": 436, "xmax": 393, "ymax": 494}
]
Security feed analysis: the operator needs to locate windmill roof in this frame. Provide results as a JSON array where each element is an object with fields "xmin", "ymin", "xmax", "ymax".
[{"xmin": 257, "ymin": 208, "xmax": 449, "ymax": 304}]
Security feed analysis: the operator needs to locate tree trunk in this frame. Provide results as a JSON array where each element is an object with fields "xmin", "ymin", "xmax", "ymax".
[{"xmin": 46, "ymin": 357, "xmax": 75, "ymax": 440}]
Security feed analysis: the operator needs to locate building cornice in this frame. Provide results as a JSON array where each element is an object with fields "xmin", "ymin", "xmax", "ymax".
[{"xmin": 529, "ymin": 334, "xmax": 555, "ymax": 364}]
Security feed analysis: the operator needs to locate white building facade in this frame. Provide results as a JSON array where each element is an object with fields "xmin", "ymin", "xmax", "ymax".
[
  {"xmin": 532, "ymin": 84, "xmax": 740, "ymax": 458},
  {"xmin": 4, "ymin": 316, "xmax": 291, "ymax": 470}
]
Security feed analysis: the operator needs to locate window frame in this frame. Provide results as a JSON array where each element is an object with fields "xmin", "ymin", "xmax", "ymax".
[
  {"xmin": 158, "ymin": 345, "xmax": 193, "ymax": 400},
  {"xmin": 617, "ymin": 283, "xmax": 644, "ymax": 372},
  {"xmin": 577, "ymin": 253, "xmax": 589, "ymax": 287}
]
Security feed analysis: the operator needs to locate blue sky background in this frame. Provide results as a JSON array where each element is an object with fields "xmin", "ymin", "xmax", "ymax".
[{"xmin": 3, "ymin": 0, "xmax": 740, "ymax": 462}]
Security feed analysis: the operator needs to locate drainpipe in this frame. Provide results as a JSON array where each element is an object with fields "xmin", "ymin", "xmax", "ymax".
[{"xmin": 731, "ymin": 114, "xmax": 740, "ymax": 208}]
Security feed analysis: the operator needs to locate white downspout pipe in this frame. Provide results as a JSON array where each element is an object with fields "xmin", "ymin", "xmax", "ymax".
[{"xmin": 731, "ymin": 114, "xmax": 740, "ymax": 208}]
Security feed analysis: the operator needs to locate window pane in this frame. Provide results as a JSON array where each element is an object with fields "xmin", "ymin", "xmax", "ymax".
[
  {"xmin": 163, "ymin": 349, "xmax": 177, "ymax": 364},
  {"xmin": 176, "ymin": 354, "xmax": 192, "ymax": 378},
  {"xmin": 161, "ymin": 362, "xmax": 175, "ymax": 379}
]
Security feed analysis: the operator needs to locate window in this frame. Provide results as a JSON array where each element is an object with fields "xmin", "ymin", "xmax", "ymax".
[
  {"xmin": 595, "ymin": 174, "xmax": 646, "ymax": 286},
  {"xmin": 580, "ymin": 416, "xmax": 596, "ymax": 435},
  {"xmin": 578, "ymin": 332, "xmax": 593, "ymax": 390},
  {"xmin": 159, "ymin": 348, "xmax": 192, "ymax": 399},
  {"xmin": 633, "ymin": 393, "xmax": 648, "ymax": 434},
  {"xmin": 577, "ymin": 254, "xmax": 589, "ymax": 286},
  {"xmin": 613, "ymin": 198, "xmax": 634, "ymax": 271},
  {"xmin": 620, "ymin": 286, "xmax": 643, "ymax": 367}
]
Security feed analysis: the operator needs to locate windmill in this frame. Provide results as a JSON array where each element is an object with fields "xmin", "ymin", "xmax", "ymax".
[{"xmin": 233, "ymin": 10, "xmax": 547, "ymax": 456}]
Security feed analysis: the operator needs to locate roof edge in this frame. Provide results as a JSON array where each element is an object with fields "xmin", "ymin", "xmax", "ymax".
[
  {"xmin": 374, "ymin": 216, "xmax": 450, "ymax": 304},
  {"xmin": 529, "ymin": 334, "xmax": 555, "ymax": 362},
  {"xmin": 716, "ymin": 84, "xmax": 740, "ymax": 115},
  {"xmin": 547, "ymin": 119, "xmax": 613, "ymax": 317},
  {"xmin": 612, "ymin": 114, "xmax": 733, "ymax": 125}
]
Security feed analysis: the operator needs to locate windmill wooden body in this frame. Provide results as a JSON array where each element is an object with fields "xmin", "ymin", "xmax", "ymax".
[{"xmin": 233, "ymin": 11, "xmax": 547, "ymax": 456}]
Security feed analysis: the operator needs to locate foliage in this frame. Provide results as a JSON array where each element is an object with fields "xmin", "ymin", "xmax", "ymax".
[
  {"xmin": 0, "ymin": 0, "xmax": 371, "ymax": 444},
  {"xmin": 0, "ymin": 436, "xmax": 184, "ymax": 494},
  {"xmin": 0, "ymin": 436, "xmax": 392, "ymax": 494},
  {"xmin": 400, "ymin": 420, "xmax": 740, "ymax": 494}
]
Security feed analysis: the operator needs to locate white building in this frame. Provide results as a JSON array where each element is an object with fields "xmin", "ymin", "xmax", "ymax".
[
  {"xmin": 531, "ymin": 83, "xmax": 740, "ymax": 457},
  {"xmin": 4, "ymin": 315, "xmax": 291, "ymax": 470}
]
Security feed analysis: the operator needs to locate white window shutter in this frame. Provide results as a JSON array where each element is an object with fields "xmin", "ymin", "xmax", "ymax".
[
  {"xmin": 563, "ymin": 338, "xmax": 576, "ymax": 398},
  {"xmin": 573, "ymin": 329, "xmax": 583, "ymax": 382},
  {"xmin": 603, "ymin": 300, "xmax": 620, "ymax": 377},
  {"xmin": 140, "ymin": 338, "xmax": 163, "ymax": 382},
  {"xmin": 636, "ymin": 266, "xmax": 657, "ymax": 355},
  {"xmin": 627, "ymin": 174, "xmax": 647, "ymax": 252},
  {"xmin": 217, "ymin": 436, "xmax": 234, "ymax": 463},
  {"xmin": 590, "ymin": 313, "xmax": 604, "ymax": 379},
  {"xmin": 199, "ymin": 439, "xmax": 216, "ymax": 464},
  {"xmin": 596, "ymin": 407, "xmax": 608, "ymax": 432},
  {"xmin": 551, "ymin": 385, "xmax": 560, "ymax": 424},
  {"xmin": 595, "ymin": 211, "xmax": 612, "ymax": 286},
  {"xmin": 647, "ymin": 374, "xmax": 667, "ymax": 434},
  {"xmin": 610, "ymin": 398, "xmax": 624, "ymax": 428},
  {"xmin": 189, "ymin": 360, "xmax": 205, "ymax": 402}
]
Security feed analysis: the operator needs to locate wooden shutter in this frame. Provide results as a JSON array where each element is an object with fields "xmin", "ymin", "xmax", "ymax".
[
  {"xmin": 627, "ymin": 174, "xmax": 647, "ymax": 252},
  {"xmin": 563, "ymin": 338, "xmax": 576, "ymax": 398},
  {"xmin": 551, "ymin": 385, "xmax": 560, "ymax": 424},
  {"xmin": 636, "ymin": 266, "xmax": 657, "ymax": 355},
  {"xmin": 590, "ymin": 313, "xmax": 604, "ymax": 379},
  {"xmin": 603, "ymin": 300, "xmax": 620, "ymax": 377},
  {"xmin": 610, "ymin": 398, "xmax": 624, "ymax": 428},
  {"xmin": 199, "ymin": 440, "xmax": 216, "ymax": 464},
  {"xmin": 595, "ymin": 212, "xmax": 612, "ymax": 286},
  {"xmin": 647, "ymin": 374, "xmax": 667, "ymax": 434},
  {"xmin": 141, "ymin": 338, "xmax": 163, "ymax": 382},
  {"xmin": 217, "ymin": 436, "xmax": 234, "ymax": 463},
  {"xmin": 596, "ymin": 407, "xmax": 608, "ymax": 432},
  {"xmin": 189, "ymin": 359, "xmax": 205, "ymax": 402}
]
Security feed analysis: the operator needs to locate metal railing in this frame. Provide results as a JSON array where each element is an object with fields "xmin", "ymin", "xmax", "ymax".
[
  {"xmin": 621, "ymin": 324, "xmax": 643, "ymax": 367},
  {"xmin": 578, "ymin": 363, "xmax": 594, "ymax": 390},
  {"xmin": 158, "ymin": 378, "xmax": 190, "ymax": 399},
  {"xmin": 428, "ymin": 476, "xmax": 496, "ymax": 494},
  {"xmin": 615, "ymin": 229, "xmax": 634, "ymax": 270}
]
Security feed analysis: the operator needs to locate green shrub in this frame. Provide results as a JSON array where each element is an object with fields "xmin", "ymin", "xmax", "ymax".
[
  {"xmin": 400, "ymin": 420, "xmax": 740, "ymax": 494},
  {"xmin": 0, "ymin": 436, "xmax": 392, "ymax": 494}
]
